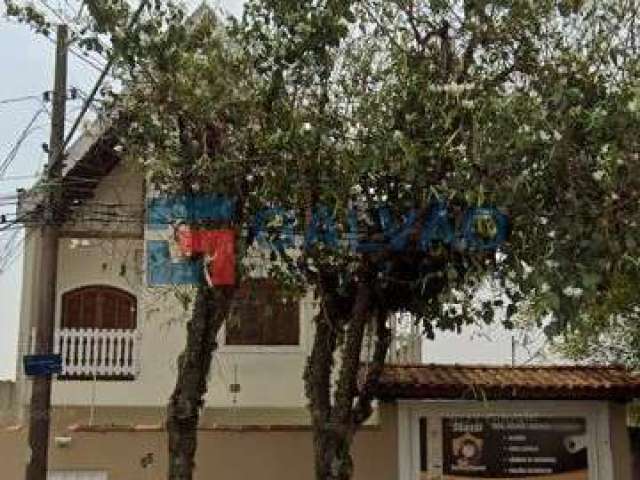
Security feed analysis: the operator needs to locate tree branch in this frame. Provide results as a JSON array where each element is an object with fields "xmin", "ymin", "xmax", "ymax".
[
  {"xmin": 332, "ymin": 283, "xmax": 372, "ymax": 425},
  {"xmin": 353, "ymin": 309, "xmax": 392, "ymax": 425}
]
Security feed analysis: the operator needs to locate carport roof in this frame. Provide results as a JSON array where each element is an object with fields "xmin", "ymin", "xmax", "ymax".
[{"xmin": 373, "ymin": 364, "xmax": 640, "ymax": 401}]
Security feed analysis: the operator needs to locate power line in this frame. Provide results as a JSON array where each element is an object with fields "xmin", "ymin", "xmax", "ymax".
[
  {"xmin": 0, "ymin": 174, "xmax": 39, "ymax": 182},
  {"xmin": 36, "ymin": 0, "xmax": 68, "ymax": 24},
  {"xmin": 36, "ymin": 0, "xmax": 109, "ymax": 73},
  {"xmin": 69, "ymin": 46, "xmax": 107, "ymax": 73},
  {"xmin": 61, "ymin": 0, "xmax": 150, "ymax": 154},
  {"xmin": 43, "ymin": 34, "xmax": 105, "ymax": 73},
  {"xmin": 0, "ymin": 95, "xmax": 42, "ymax": 106},
  {"xmin": 0, "ymin": 108, "xmax": 47, "ymax": 179}
]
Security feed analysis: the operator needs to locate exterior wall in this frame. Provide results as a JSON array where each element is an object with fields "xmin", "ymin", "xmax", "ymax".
[
  {"xmin": 610, "ymin": 402, "xmax": 633, "ymax": 480},
  {"xmin": 58, "ymin": 157, "xmax": 145, "ymax": 238},
  {"xmin": 0, "ymin": 380, "xmax": 16, "ymax": 425},
  {"xmin": 0, "ymin": 403, "xmax": 398, "ymax": 480},
  {"xmin": 50, "ymin": 231, "xmax": 315, "ymax": 408},
  {"xmin": 0, "ymin": 401, "xmax": 632, "ymax": 480},
  {"xmin": 14, "ymin": 227, "xmax": 42, "ymax": 422},
  {"xmin": 17, "ymin": 156, "xmax": 419, "ymax": 414},
  {"xmin": 33, "ymin": 158, "xmax": 315, "ymax": 410},
  {"xmin": 0, "ymin": 380, "xmax": 14, "ymax": 410}
]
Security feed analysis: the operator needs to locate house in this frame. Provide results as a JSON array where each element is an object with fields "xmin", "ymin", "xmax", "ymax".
[{"xmin": 0, "ymin": 124, "xmax": 639, "ymax": 480}]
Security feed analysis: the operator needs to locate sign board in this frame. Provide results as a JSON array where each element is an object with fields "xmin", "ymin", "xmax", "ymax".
[
  {"xmin": 23, "ymin": 354, "xmax": 63, "ymax": 377},
  {"xmin": 442, "ymin": 416, "xmax": 588, "ymax": 479}
]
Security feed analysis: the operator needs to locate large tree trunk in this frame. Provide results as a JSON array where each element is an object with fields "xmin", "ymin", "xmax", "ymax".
[
  {"xmin": 166, "ymin": 285, "xmax": 233, "ymax": 480},
  {"xmin": 305, "ymin": 285, "xmax": 392, "ymax": 480},
  {"xmin": 305, "ymin": 306, "xmax": 339, "ymax": 480}
]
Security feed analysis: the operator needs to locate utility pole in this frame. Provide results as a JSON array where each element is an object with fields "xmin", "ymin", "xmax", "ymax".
[{"xmin": 26, "ymin": 23, "xmax": 67, "ymax": 480}]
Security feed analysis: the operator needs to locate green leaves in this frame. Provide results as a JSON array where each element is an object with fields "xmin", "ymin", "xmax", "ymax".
[
  {"xmin": 59, "ymin": 0, "xmax": 640, "ymax": 361},
  {"xmin": 4, "ymin": 0, "xmax": 51, "ymax": 36}
]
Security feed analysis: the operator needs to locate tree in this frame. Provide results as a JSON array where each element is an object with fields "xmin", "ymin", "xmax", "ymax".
[
  {"xmin": 8, "ymin": 1, "xmax": 640, "ymax": 480},
  {"xmin": 6, "ymin": 2, "xmax": 262, "ymax": 479},
  {"xmin": 556, "ymin": 309, "xmax": 640, "ymax": 368},
  {"xmin": 95, "ymin": 7, "xmax": 263, "ymax": 479},
  {"xmin": 226, "ymin": 1, "xmax": 640, "ymax": 479}
]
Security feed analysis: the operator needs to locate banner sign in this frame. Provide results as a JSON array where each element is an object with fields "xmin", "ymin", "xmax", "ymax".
[
  {"xmin": 146, "ymin": 196, "xmax": 509, "ymax": 286},
  {"xmin": 442, "ymin": 416, "xmax": 588, "ymax": 479}
]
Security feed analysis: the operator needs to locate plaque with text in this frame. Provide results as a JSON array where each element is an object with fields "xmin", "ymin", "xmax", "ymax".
[{"xmin": 442, "ymin": 416, "xmax": 588, "ymax": 479}]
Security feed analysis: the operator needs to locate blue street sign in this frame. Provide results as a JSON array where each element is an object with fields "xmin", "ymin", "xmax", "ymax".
[{"xmin": 23, "ymin": 354, "xmax": 62, "ymax": 377}]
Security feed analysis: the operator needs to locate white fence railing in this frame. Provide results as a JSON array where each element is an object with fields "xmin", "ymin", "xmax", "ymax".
[{"xmin": 54, "ymin": 328, "xmax": 141, "ymax": 378}]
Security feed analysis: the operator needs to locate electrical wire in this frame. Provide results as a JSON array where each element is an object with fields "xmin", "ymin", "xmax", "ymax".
[
  {"xmin": 36, "ymin": 0, "xmax": 69, "ymax": 24},
  {"xmin": 0, "ymin": 108, "xmax": 47, "ymax": 179},
  {"xmin": 0, "ymin": 175, "xmax": 39, "ymax": 182},
  {"xmin": 60, "ymin": 0, "xmax": 150, "ymax": 155},
  {"xmin": 0, "ymin": 230, "xmax": 28, "ymax": 273},
  {"xmin": 0, "ymin": 95, "xmax": 43, "ymax": 107},
  {"xmin": 42, "ymin": 34, "xmax": 106, "ymax": 73}
]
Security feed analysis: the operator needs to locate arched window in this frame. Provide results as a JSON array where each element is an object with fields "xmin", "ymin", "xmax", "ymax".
[{"xmin": 61, "ymin": 286, "xmax": 137, "ymax": 330}]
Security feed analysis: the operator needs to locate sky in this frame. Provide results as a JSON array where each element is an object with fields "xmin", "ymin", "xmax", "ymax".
[{"xmin": 0, "ymin": 0, "xmax": 549, "ymax": 380}]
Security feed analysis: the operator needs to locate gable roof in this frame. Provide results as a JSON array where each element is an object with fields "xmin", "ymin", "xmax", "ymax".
[
  {"xmin": 16, "ymin": 4, "xmax": 219, "ymax": 223},
  {"xmin": 372, "ymin": 364, "xmax": 640, "ymax": 401},
  {"xmin": 16, "ymin": 120, "xmax": 122, "ymax": 223}
]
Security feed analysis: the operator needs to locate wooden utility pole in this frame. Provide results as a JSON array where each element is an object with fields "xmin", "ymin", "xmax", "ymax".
[{"xmin": 26, "ymin": 23, "xmax": 67, "ymax": 480}]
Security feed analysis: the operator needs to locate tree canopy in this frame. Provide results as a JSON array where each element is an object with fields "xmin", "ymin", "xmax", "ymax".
[{"xmin": 7, "ymin": 0, "xmax": 640, "ymax": 478}]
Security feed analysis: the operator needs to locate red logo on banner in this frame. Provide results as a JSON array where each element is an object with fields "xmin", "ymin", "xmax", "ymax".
[{"xmin": 175, "ymin": 226, "xmax": 236, "ymax": 286}]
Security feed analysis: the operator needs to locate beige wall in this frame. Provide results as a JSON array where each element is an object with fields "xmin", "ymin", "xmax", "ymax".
[
  {"xmin": 18, "ymin": 155, "xmax": 412, "ymax": 415},
  {"xmin": 0, "ymin": 402, "xmax": 634, "ymax": 480},
  {"xmin": 0, "ymin": 380, "xmax": 16, "ymax": 426},
  {"xmin": 610, "ymin": 402, "xmax": 633, "ymax": 480},
  {"xmin": 58, "ymin": 157, "xmax": 145, "ymax": 238},
  {"xmin": 50, "ymin": 254, "xmax": 315, "ymax": 409},
  {"xmin": 31, "ymin": 157, "xmax": 316, "ymax": 410},
  {"xmin": 0, "ymin": 404, "xmax": 398, "ymax": 480},
  {"xmin": 0, "ymin": 381, "xmax": 14, "ymax": 411},
  {"xmin": 15, "ymin": 227, "xmax": 42, "ymax": 422}
]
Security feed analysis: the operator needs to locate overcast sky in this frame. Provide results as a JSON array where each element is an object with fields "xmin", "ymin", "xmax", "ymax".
[{"xmin": 0, "ymin": 0, "xmax": 548, "ymax": 380}]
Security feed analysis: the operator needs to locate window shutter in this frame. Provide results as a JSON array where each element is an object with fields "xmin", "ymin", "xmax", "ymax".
[
  {"xmin": 101, "ymin": 290, "xmax": 118, "ymax": 329},
  {"xmin": 81, "ymin": 289, "xmax": 98, "ymax": 328},
  {"xmin": 226, "ymin": 282, "xmax": 260, "ymax": 345},
  {"xmin": 62, "ymin": 286, "xmax": 136, "ymax": 330},
  {"xmin": 275, "ymin": 297, "xmax": 299, "ymax": 345},
  {"xmin": 63, "ymin": 291, "xmax": 82, "ymax": 329},
  {"xmin": 121, "ymin": 293, "xmax": 137, "ymax": 329},
  {"xmin": 225, "ymin": 279, "xmax": 299, "ymax": 346}
]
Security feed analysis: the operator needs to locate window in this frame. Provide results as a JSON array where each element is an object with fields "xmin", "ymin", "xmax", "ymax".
[
  {"xmin": 419, "ymin": 417, "xmax": 427, "ymax": 474},
  {"xmin": 62, "ymin": 286, "xmax": 136, "ymax": 330},
  {"xmin": 225, "ymin": 279, "xmax": 299, "ymax": 346}
]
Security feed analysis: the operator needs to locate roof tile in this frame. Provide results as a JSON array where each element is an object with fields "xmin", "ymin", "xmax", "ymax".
[{"xmin": 372, "ymin": 364, "xmax": 640, "ymax": 401}]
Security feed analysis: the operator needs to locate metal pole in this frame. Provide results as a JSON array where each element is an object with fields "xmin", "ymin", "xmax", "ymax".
[
  {"xmin": 89, "ymin": 371, "xmax": 97, "ymax": 427},
  {"xmin": 25, "ymin": 23, "xmax": 67, "ymax": 480}
]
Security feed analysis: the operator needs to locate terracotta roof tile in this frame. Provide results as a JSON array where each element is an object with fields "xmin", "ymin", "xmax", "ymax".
[{"xmin": 372, "ymin": 364, "xmax": 640, "ymax": 401}]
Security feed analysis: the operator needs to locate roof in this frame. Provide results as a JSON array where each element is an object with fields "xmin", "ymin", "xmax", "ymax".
[
  {"xmin": 16, "ymin": 120, "xmax": 122, "ymax": 223},
  {"xmin": 372, "ymin": 364, "xmax": 640, "ymax": 401},
  {"xmin": 17, "ymin": 3, "xmax": 218, "ymax": 224}
]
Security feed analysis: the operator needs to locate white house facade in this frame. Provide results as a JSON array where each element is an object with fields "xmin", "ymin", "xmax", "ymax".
[{"xmin": 0, "ymin": 128, "xmax": 636, "ymax": 480}]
